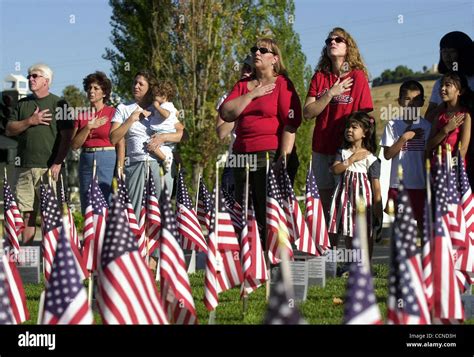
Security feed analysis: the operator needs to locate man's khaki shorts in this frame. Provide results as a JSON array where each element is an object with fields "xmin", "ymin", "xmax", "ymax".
[{"xmin": 15, "ymin": 167, "xmax": 49, "ymax": 215}]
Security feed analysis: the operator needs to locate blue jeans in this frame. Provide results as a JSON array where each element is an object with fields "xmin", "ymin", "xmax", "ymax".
[{"xmin": 79, "ymin": 150, "xmax": 117, "ymax": 214}]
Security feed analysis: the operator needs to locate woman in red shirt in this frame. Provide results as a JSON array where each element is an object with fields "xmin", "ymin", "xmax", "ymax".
[
  {"xmin": 303, "ymin": 27, "xmax": 373, "ymax": 236},
  {"xmin": 71, "ymin": 71, "xmax": 119, "ymax": 213},
  {"xmin": 220, "ymin": 38, "xmax": 302, "ymax": 236}
]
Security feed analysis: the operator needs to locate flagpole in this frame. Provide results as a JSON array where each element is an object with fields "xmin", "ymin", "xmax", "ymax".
[
  {"xmin": 145, "ymin": 160, "xmax": 150, "ymax": 265},
  {"xmin": 356, "ymin": 198, "xmax": 370, "ymax": 273},
  {"xmin": 182, "ymin": 165, "xmax": 196, "ymax": 274},
  {"xmin": 265, "ymin": 152, "xmax": 271, "ymax": 302},
  {"xmin": 87, "ymin": 159, "xmax": 97, "ymax": 306},
  {"xmin": 208, "ymin": 162, "xmax": 219, "ymax": 325},
  {"xmin": 242, "ymin": 161, "xmax": 250, "ymax": 314}
]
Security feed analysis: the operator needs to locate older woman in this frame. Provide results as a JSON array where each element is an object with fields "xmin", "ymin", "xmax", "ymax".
[
  {"xmin": 303, "ymin": 27, "xmax": 373, "ymax": 234},
  {"xmin": 220, "ymin": 38, "xmax": 302, "ymax": 234},
  {"xmin": 71, "ymin": 71, "xmax": 117, "ymax": 213},
  {"xmin": 109, "ymin": 71, "xmax": 184, "ymax": 217}
]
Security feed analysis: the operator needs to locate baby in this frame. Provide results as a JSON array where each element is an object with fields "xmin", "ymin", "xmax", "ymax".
[{"xmin": 148, "ymin": 81, "xmax": 178, "ymax": 172}]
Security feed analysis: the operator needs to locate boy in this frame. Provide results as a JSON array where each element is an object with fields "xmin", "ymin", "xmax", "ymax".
[
  {"xmin": 380, "ymin": 80, "xmax": 431, "ymax": 229},
  {"xmin": 148, "ymin": 81, "xmax": 178, "ymax": 172}
]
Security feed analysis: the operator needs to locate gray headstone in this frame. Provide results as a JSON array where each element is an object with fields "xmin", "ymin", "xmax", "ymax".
[
  {"xmin": 461, "ymin": 294, "xmax": 474, "ymax": 319},
  {"xmin": 16, "ymin": 246, "xmax": 41, "ymax": 284},
  {"xmin": 325, "ymin": 250, "xmax": 337, "ymax": 278},
  {"xmin": 270, "ymin": 261, "xmax": 308, "ymax": 302},
  {"xmin": 308, "ymin": 256, "xmax": 326, "ymax": 287}
]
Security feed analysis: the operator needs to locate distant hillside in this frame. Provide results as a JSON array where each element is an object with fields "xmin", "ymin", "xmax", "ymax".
[{"xmin": 371, "ymin": 80, "xmax": 436, "ymax": 142}]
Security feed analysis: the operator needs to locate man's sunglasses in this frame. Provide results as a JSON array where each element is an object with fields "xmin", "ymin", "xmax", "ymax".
[
  {"xmin": 27, "ymin": 73, "xmax": 44, "ymax": 80},
  {"xmin": 250, "ymin": 46, "xmax": 275, "ymax": 55},
  {"xmin": 325, "ymin": 36, "xmax": 347, "ymax": 46}
]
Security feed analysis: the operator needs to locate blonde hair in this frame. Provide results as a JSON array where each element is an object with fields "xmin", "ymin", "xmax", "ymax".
[
  {"xmin": 256, "ymin": 38, "xmax": 288, "ymax": 77},
  {"xmin": 316, "ymin": 27, "xmax": 369, "ymax": 79},
  {"xmin": 28, "ymin": 63, "xmax": 53, "ymax": 86}
]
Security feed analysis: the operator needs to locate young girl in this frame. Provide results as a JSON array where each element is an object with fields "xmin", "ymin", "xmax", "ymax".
[
  {"xmin": 328, "ymin": 111, "xmax": 382, "ymax": 264},
  {"xmin": 427, "ymin": 72, "xmax": 472, "ymax": 159}
]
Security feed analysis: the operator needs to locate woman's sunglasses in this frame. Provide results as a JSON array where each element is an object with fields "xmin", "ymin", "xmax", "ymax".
[
  {"xmin": 250, "ymin": 46, "xmax": 275, "ymax": 55},
  {"xmin": 325, "ymin": 36, "xmax": 347, "ymax": 46}
]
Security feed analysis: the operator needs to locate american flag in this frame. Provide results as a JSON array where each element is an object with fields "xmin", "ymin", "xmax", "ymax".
[
  {"xmin": 305, "ymin": 168, "xmax": 330, "ymax": 255},
  {"xmin": 159, "ymin": 184, "xmax": 198, "ymax": 324},
  {"xmin": 83, "ymin": 175, "xmax": 109, "ymax": 271},
  {"xmin": 240, "ymin": 199, "xmax": 268, "ymax": 297},
  {"xmin": 118, "ymin": 177, "xmax": 140, "ymax": 238},
  {"xmin": 203, "ymin": 191, "xmax": 219, "ymax": 311},
  {"xmin": 204, "ymin": 190, "xmax": 243, "ymax": 310},
  {"xmin": 40, "ymin": 183, "xmax": 60, "ymax": 281},
  {"xmin": 59, "ymin": 180, "xmax": 80, "ymax": 250},
  {"xmin": 40, "ymin": 184, "xmax": 88, "ymax": 282},
  {"xmin": 343, "ymin": 205, "xmax": 382, "ymax": 325},
  {"xmin": 176, "ymin": 170, "xmax": 207, "ymax": 253},
  {"xmin": 456, "ymin": 152, "xmax": 474, "ymax": 279},
  {"xmin": 215, "ymin": 190, "xmax": 243, "ymax": 293},
  {"xmin": 446, "ymin": 158, "xmax": 472, "ymax": 293},
  {"xmin": 387, "ymin": 181, "xmax": 430, "ymax": 324},
  {"xmin": 1, "ymin": 252, "xmax": 29, "ymax": 324},
  {"xmin": 432, "ymin": 157, "xmax": 464, "ymax": 323},
  {"xmin": 446, "ymin": 157, "xmax": 466, "ymax": 249},
  {"xmin": 266, "ymin": 167, "xmax": 293, "ymax": 265},
  {"xmin": 278, "ymin": 164, "xmax": 313, "ymax": 255},
  {"xmin": 422, "ymin": 162, "xmax": 434, "ymax": 310},
  {"xmin": 96, "ymin": 188, "xmax": 168, "ymax": 324},
  {"xmin": 0, "ymin": 258, "xmax": 14, "ymax": 325},
  {"xmin": 222, "ymin": 188, "xmax": 243, "ymax": 234},
  {"xmin": 263, "ymin": 267, "xmax": 306, "ymax": 325},
  {"xmin": 146, "ymin": 171, "xmax": 161, "ymax": 256},
  {"xmin": 41, "ymin": 219, "xmax": 93, "ymax": 324},
  {"xmin": 136, "ymin": 183, "xmax": 148, "ymax": 258},
  {"xmin": 3, "ymin": 179, "xmax": 24, "ymax": 258},
  {"xmin": 197, "ymin": 179, "xmax": 212, "ymax": 232}
]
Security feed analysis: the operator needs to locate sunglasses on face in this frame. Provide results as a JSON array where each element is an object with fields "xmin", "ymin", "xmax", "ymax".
[
  {"xmin": 27, "ymin": 73, "xmax": 44, "ymax": 80},
  {"xmin": 325, "ymin": 36, "xmax": 347, "ymax": 46},
  {"xmin": 250, "ymin": 46, "xmax": 275, "ymax": 55}
]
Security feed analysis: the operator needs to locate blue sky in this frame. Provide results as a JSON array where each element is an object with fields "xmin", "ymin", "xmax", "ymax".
[{"xmin": 1, "ymin": 0, "xmax": 472, "ymax": 95}]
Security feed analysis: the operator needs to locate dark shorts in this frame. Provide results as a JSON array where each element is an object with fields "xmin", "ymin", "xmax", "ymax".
[{"xmin": 387, "ymin": 187, "xmax": 426, "ymax": 224}]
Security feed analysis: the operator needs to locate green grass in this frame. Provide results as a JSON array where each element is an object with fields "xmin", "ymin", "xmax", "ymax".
[{"xmin": 22, "ymin": 264, "xmax": 473, "ymax": 324}]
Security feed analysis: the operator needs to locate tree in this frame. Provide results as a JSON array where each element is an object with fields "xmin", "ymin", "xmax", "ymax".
[
  {"xmin": 62, "ymin": 85, "xmax": 87, "ymax": 108},
  {"xmin": 105, "ymin": 0, "xmax": 311, "ymax": 193}
]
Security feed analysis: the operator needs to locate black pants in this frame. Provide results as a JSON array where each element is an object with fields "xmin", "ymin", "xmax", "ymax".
[{"xmin": 233, "ymin": 148, "xmax": 299, "ymax": 244}]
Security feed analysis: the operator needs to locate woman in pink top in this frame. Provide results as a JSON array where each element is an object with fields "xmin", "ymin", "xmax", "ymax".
[
  {"xmin": 220, "ymin": 38, "xmax": 302, "ymax": 236},
  {"xmin": 303, "ymin": 27, "xmax": 373, "ymax": 227},
  {"xmin": 71, "ymin": 71, "xmax": 119, "ymax": 213}
]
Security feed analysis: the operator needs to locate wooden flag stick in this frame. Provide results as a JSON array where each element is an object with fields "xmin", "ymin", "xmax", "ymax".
[
  {"xmin": 187, "ymin": 168, "xmax": 200, "ymax": 275},
  {"xmin": 195, "ymin": 170, "xmax": 201, "ymax": 212},
  {"xmin": 92, "ymin": 159, "xmax": 97, "ymax": 179},
  {"xmin": 145, "ymin": 160, "xmax": 150, "ymax": 266},
  {"xmin": 242, "ymin": 162, "xmax": 250, "ymax": 315},
  {"xmin": 356, "ymin": 198, "xmax": 370, "ymax": 273},
  {"xmin": 208, "ymin": 162, "xmax": 219, "ymax": 325},
  {"xmin": 3, "ymin": 165, "xmax": 7, "ymax": 182},
  {"xmin": 265, "ymin": 152, "xmax": 271, "ymax": 302}
]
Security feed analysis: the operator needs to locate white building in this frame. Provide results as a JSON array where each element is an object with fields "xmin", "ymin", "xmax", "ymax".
[{"xmin": 3, "ymin": 74, "xmax": 29, "ymax": 98}]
